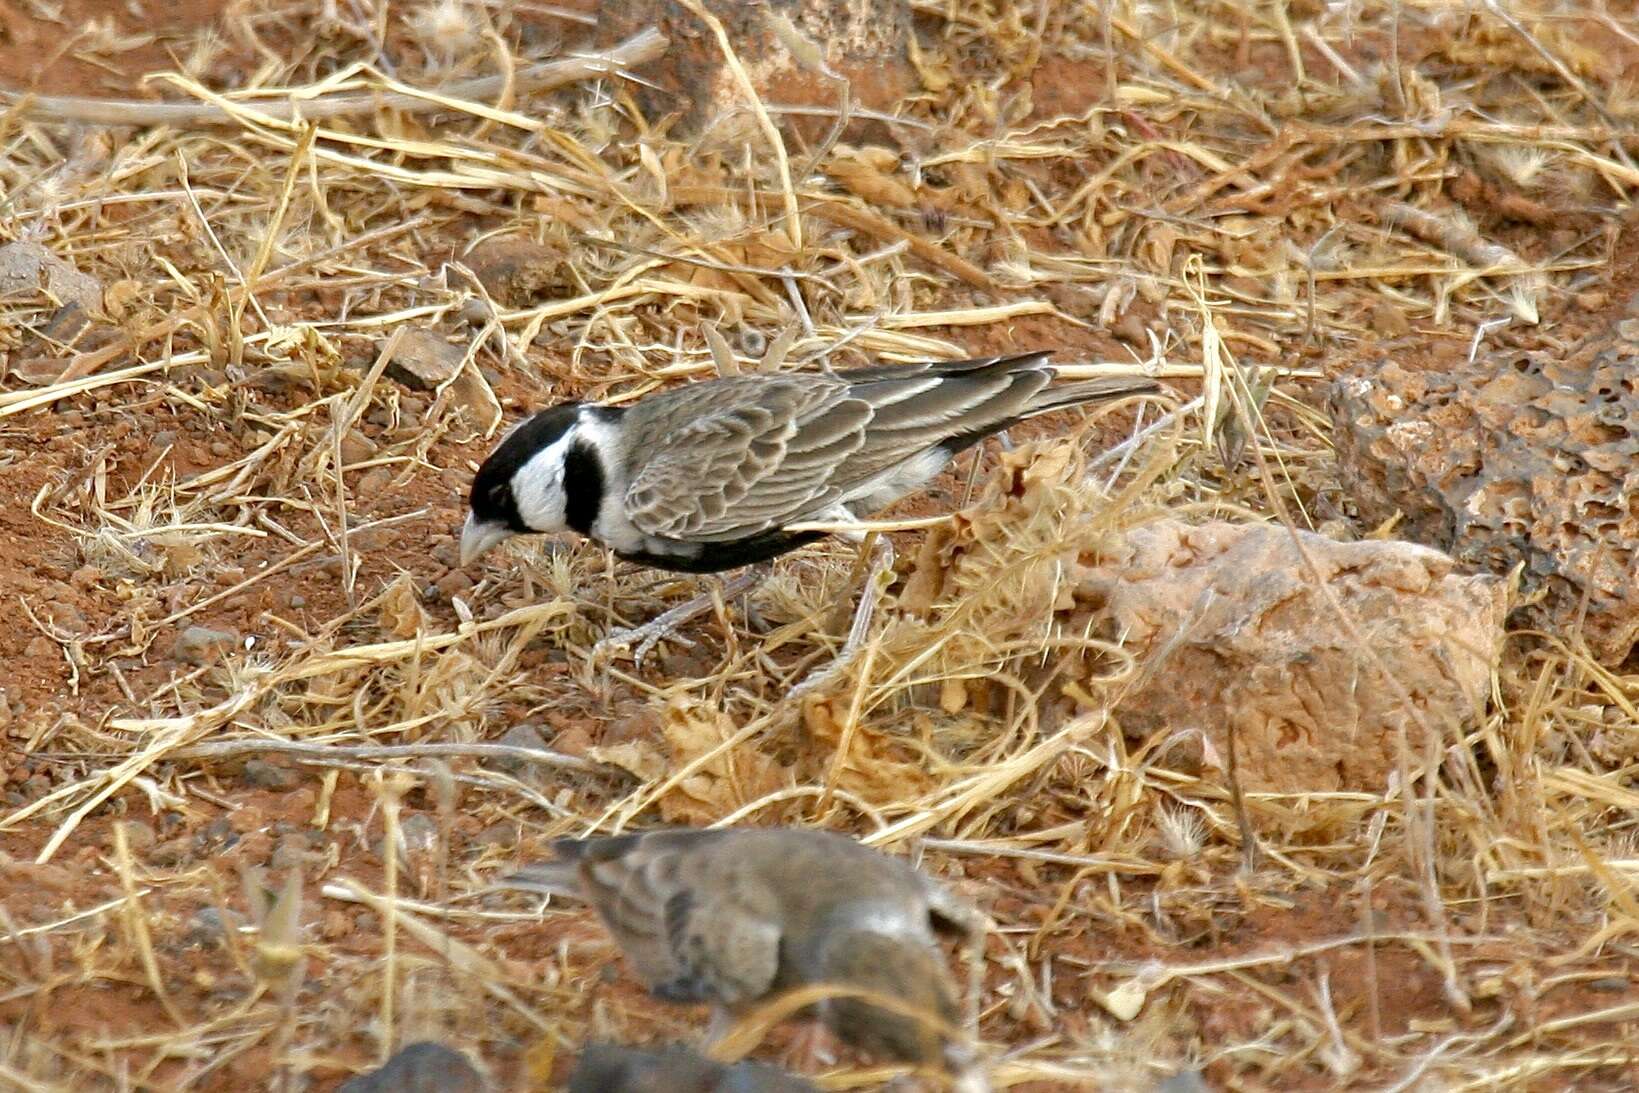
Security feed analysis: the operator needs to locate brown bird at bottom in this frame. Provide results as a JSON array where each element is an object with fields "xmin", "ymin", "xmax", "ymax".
[
  {"xmin": 503, "ymin": 827, "xmax": 986, "ymax": 1082},
  {"xmin": 567, "ymin": 1042, "xmax": 819, "ymax": 1093}
]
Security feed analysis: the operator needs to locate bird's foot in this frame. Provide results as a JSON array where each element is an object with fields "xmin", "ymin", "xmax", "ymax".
[
  {"xmin": 592, "ymin": 569, "xmax": 765, "ymax": 669},
  {"xmin": 790, "ymin": 536, "xmax": 895, "ymax": 701},
  {"xmin": 593, "ymin": 610, "xmax": 701, "ymax": 669}
]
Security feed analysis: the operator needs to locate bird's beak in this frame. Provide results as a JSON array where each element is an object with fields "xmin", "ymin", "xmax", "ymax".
[{"xmin": 459, "ymin": 514, "xmax": 512, "ymax": 566}]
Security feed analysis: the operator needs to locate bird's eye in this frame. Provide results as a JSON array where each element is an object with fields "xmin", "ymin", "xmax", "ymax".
[{"xmin": 488, "ymin": 483, "xmax": 509, "ymax": 507}]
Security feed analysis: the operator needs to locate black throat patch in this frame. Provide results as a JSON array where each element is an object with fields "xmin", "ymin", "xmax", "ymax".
[{"xmin": 562, "ymin": 438, "xmax": 604, "ymax": 536}]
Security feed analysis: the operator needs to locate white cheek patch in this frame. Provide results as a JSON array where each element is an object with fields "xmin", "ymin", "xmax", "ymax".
[{"xmin": 511, "ymin": 434, "xmax": 572, "ymax": 532}]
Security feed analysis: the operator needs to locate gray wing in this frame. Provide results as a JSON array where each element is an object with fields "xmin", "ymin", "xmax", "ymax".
[
  {"xmin": 621, "ymin": 374, "xmax": 870, "ymax": 541},
  {"xmin": 566, "ymin": 831, "xmax": 784, "ymax": 1006},
  {"xmin": 620, "ymin": 354, "xmax": 1072, "ymax": 542}
]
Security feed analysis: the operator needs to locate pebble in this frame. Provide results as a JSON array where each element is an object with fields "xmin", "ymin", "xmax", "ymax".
[
  {"xmin": 1369, "ymin": 302, "xmax": 1412, "ymax": 337},
  {"xmin": 387, "ymin": 329, "xmax": 466, "ymax": 390},
  {"xmin": 374, "ymin": 814, "xmax": 441, "ymax": 861},
  {"xmin": 321, "ymin": 908, "xmax": 354, "ymax": 940},
  {"xmin": 482, "ymin": 723, "xmax": 552, "ymax": 777},
  {"xmin": 551, "ymin": 725, "xmax": 593, "ymax": 759},
  {"xmin": 1112, "ymin": 310, "xmax": 1148, "ymax": 346},
  {"xmin": 339, "ymin": 430, "xmax": 377, "ymax": 466},
  {"xmin": 429, "ymin": 537, "xmax": 461, "ymax": 568},
  {"xmin": 185, "ymin": 907, "xmax": 231, "ymax": 948},
  {"xmin": 433, "ymin": 570, "xmax": 474, "ymax": 598},
  {"xmin": 270, "ymin": 834, "xmax": 310, "ymax": 870},
  {"xmin": 118, "ymin": 820, "xmax": 157, "ymax": 851},
  {"xmin": 471, "ymin": 821, "xmax": 518, "ymax": 850},
  {"xmin": 241, "ymin": 759, "xmax": 299, "ymax": 791},
  {"xmin": 172, "ymin": 625, "xmax": 240, "ymax": 665}
]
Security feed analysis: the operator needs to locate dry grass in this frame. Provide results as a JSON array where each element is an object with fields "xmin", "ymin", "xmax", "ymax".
[{"xmin": 2, "ymin": 0, "xmax": 1639, "ymax": 1089}]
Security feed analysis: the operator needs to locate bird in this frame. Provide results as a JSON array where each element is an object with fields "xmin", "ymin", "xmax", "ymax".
[
  {"xmin": 458, "ymin": 353, "xmax": 1157, "ymax": 660},
  {"xmin": 338, "ymin": 1041, "xmax": 487, "ymax": 1093},
  {"xmin": 567, "ymin": 1042, "xmax": 819, "ymax": 1093},
  {"xmin": 500, "ymin": 827, "xmax": 987, "ymax": 1080}
]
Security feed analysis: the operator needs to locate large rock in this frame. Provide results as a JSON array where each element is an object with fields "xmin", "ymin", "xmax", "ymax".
[
  {"xmin": 1075, "ymin": 520, "xmax": 1508, "ymax": 794},
  {"xmin": 1329, "ymin": 324, "xmax": 1639, "ymax": 662},
  {"xmin": 593, "ymin": 0, "xmax": 915, "ymax": 139}
]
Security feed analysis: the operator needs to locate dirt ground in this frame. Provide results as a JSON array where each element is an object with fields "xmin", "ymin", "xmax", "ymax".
[{"xmin": 4, "ymin": 1, "xmax": 1639, "ymax": 1090}]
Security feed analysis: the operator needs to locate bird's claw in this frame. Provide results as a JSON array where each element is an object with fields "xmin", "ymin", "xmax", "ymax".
[{"xmin": 593, "ymin": 623, "xmax": 697, "ymax": 668}]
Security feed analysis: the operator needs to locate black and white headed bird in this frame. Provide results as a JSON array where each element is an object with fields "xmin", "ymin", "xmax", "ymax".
[{"xmin": 459, "ymin": 351, "xmax": 1156, "ymax": 573}]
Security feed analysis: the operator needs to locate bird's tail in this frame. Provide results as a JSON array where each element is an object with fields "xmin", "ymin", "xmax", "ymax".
[{"xmin": 1026, "ymin": 374, "xmax": 1159, "ymax": 416}]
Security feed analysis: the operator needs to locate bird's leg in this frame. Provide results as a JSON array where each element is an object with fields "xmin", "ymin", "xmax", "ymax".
[
  {"xmin": 790, "ymin": 533, "xmax": 895, "ymax": 701},
  {"xmin": 777, "ymin": 1020, "xmax": 837, "ymax": 1072},
  {"xmin": 593, "ymin": 565, "xmax": 768, "ymax": 667}
]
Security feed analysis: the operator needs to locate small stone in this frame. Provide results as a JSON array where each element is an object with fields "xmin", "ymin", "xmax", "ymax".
[
  {"xmin": 0, "ymin": 240, "xmax": 103, "ymax": 313},
  {"xmin": 388, "ymin": 329, "xmax": 467, "ymax": 390},
  {"xmin": 23, "ymin": 636, "xmax": 56, "ymax": 659},
  {"xmin": 552, "ymin": 725, "xmax": 593, "ymax": 759},
  {"xmin": 1156, "ymin": 1071, "xmax": 1210, "ymax": 1093},
  {"xmin": 1368, "ymin": 301, "xmax": 1411, "ymax": 337},
  {"xmin": 242, "ymin": 759, "xmax": 299, "ymax": 791},
  {"xmin": 172, "ymin": 625, "xmax": 239, "ymax": 664},
  {"xmin": 208, "ymin": 440, "xmax": 234, "ymax": 458},
  {"xmin": 288, "ymin": 594, "xmax": 307, "ymax": 609},
  {"xmin": 357, "ymin": 466, "xmax": 394, "ymax": 499},
  {"xmin": 321, "ymin": 908, "xmax": 354, "ymax": 940},
  {"xmin": 482, "ymin": 724, "xmax": 552, "ymax": 777},
  {"xmin": 339, "ymin": 430, "xmax": 377, "ymax": 466},
  {"xmin": 270, "ymin": 834, "xmax": 309, "ymax": 870},
  {"xmin": 149, "ymin": 835, "xmax": 195, "ymax": 867},
  {"xmin": 118, "ymin": 820, "xmax": 157, "ymax": 851},
  {"xmin": 433, "ymin": 570, "xmax": 474, "ymax": 599},
  {"xmin": 69, "ymin": 565, "xmax": 103, "ymax": 590},
  {"xmin": 1112, "ymin": 310, "xmax": 1148, "ymax": 346},
  {"xmin": 196, "ymin": 816, "xmax": 237, "ymax": 852},
  {"xmin": 478, "ymin": 721, "xmax": 557, "ymax": 783},
  {"xmin": 465, "ymin": 238, "xmax": 562, "ymax": 308},
  {"xmin": 429, "ymin": 537, "xmax": 461, "ymax": 568},
  {"xmin": 375, "ymin": 813, "xmax": 439, "ymax": 861},
  {"xmin": 185, "ymin": 907, "xmax": 231, "ymax": 948},
  {"xmin": 338, "ymin": 1041, "xmax": 486, "ymax": 1093},
  {"xmin": 10, "ymin": 357, "xmax": 70, "ymax": 386},
  {"xmin": 471, "ymin": 821, "xmax": 518, "ymax": 850}
]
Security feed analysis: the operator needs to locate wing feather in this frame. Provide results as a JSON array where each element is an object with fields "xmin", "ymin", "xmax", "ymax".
[{"xmin": 616, "ymin": 353, "xmax": 1148, "ymax": 542}]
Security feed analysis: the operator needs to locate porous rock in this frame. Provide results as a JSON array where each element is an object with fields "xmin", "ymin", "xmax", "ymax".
[
  {"xmin": 593, "ymin": 0, "xmax": 915, "ymax": 139},
  {"xmin": 387, "ymin": 329, "xmax": 466, "ymax": 390},
  {"xmin": 0, "ymin": 241, "xmax": 103, "ymax": 313},
  {"xmin": 1329, "ymin": 326, "xmax": 1639, "ymax": 662},
  {"xmin": 463, "ymin": 237, "xmax": 564, "ymax": 308},
  {"xmin": 1075, "ymin": 520, "xmax": 1507, "ymax": 794}
]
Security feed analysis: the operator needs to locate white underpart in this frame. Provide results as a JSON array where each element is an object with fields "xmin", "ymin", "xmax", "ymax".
[{"xmin": 838, "ymin": 446, "xmax": 954, "ymax": 514}]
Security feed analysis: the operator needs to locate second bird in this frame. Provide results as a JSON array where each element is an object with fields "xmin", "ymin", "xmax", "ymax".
[{"xmin": 459, "ymin": 352, "xmax": 1156, "ymax": 571}]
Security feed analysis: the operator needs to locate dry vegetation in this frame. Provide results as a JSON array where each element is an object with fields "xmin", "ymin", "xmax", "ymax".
[{"xmin": 2, "ymin": 0, "xmax": 1639, "ymax": 1089}]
